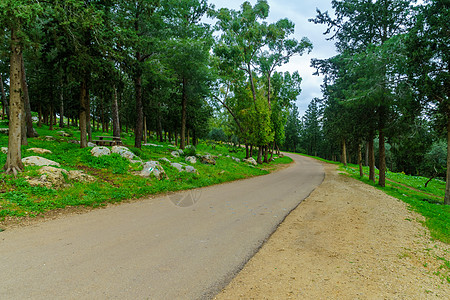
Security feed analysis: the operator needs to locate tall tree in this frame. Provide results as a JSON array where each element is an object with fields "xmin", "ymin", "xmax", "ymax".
[
  {"xmin": 284, "ymin": 104, "xmax": 301, "ymax": 152},
  {"xmin": 116, "ymin": 0, "xmax": 162, "ymax": 148},
  {"xmin": 163, "ymin": 0, "xmax": 213, "ymax": 149},
  {"xmin": 311, "ymin": 0, "xmax": 414, "ymax": 186},
  {"xmin": 406, "ymin": 0, "xmax": 450, "ymax": 204},
  {"xmin": 1, "ymin": 0, "xmax": 42, "ymax": 174}
]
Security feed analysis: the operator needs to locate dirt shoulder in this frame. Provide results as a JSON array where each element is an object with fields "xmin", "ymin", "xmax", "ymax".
[{"xmin": 215, "ymin": 162, "xmax": 450, "ymax": 299}]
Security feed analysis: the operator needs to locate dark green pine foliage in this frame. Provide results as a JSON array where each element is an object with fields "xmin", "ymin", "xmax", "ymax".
[
  {"xmin": 406, "ymin": 0, "xmax": 450, "ymax": 204},
  {"xmin": 311, "ymin": 0, "xmax": 415, "ymax": 186},
  {"xmin": 284, "ymin": 105, "xmax": 301, "ymax": 153}
]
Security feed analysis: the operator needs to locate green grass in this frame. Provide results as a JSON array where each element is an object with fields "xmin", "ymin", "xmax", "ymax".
[{"xmin": 0, "ymin": 124, "xmax": 292, "ymax": 222}]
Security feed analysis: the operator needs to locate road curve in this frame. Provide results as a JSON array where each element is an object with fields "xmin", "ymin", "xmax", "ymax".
[{"xmin": 0, "ymin": 153, "xmax": 324, "ymax": 300}]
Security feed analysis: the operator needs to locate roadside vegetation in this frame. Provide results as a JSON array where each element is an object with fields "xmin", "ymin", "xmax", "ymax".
[
  {"xmin": 0, "ymin": 123, "xmax": 291, "ymax": 224},
  {"xmin": 300, "ymin": 153, "xmax": 450, "ymax": 245}
]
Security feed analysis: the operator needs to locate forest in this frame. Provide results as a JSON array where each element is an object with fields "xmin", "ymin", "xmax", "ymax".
[
  {"xmin": 282, "ymin": 0, "xmax": 449, "ymax": 205},
  {"xmin": 0, "ymin": 0, "xmax": 449, "ymax": 204},
  {"xmin": 0, "ymin": 0, "xmax": 311, "ymax": 174}
]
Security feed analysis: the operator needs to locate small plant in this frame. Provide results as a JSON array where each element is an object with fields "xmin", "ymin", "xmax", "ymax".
[{"xmin": 183, "ymin": 145, "xmax": 196, "ymax": 157}]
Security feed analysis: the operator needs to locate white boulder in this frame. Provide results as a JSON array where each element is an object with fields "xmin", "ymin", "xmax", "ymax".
[
  {"xmin": 22, "ymin": 156, "xmax": 60, "ymax": 167},
  {"xmin": 141, "ymin": 161, "xmax": 168, "ymax": 180},
  {"xmin": 185, "ymin": 156, "xmax": 197, "ymax": 164},
  {"xmin": 159, "ymin": 157, "xmax": 171, "ymax": 163},
  {"xmin": 171, "ymin": 149, "xmax": 183, "ymax": 158},
  {"xmin": 243, "ymin": 157, "xmax": 257, "ymax": 166},
  {"xmin": 201, "ymin": 154, "xmax": 216, "ymax": 165},
  {"xmin": 112, "ymin": 145, "xmax": 138, "ymax": 162},
  {"xmin": 27, "ymin": 166, "xmax": 68, "ymax": 189},
  {"xmin": 68, "ymin": 170, "xmax": 96, "ymax": 183},
  {"xmin": 27, "ymin": 148, "xmax": 52, "ymax": 155},
  {"xmin": 185, "ymin": 165, "xmax": 198, "ymax": 174},
  {"xmin": 91, "ymin": 146, "xmax": 111, "ymax": 157},
  {"xmin": 170, "ymin": 163, "xmax": 184, "ymax": 172}
]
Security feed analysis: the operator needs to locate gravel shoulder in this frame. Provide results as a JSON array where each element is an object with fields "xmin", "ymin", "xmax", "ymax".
[{"xmin": 215, "ymin": 162, "xmax": 450, "ymax": 299}]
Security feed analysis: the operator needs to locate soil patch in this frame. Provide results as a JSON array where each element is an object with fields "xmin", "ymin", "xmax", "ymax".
[{"xmin": 215, "ymin": 163, "xmax": 450, "ymax": 299}]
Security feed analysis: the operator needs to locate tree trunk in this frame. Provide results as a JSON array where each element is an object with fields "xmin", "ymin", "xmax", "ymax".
[
  {"xmin": 444, "ymin": 109, "xmax": 450, "ymax": 205},
  {"xmin": 192, "ymin": 129, "xmax": 197, "ymax": 146},
  {"xmin": 341, "ymin": 138, "xmax": 347, "ymax": 166},
  {"xmin": 38, "ymin": 105, "xmax": 42, "ymax": 127},
  {"xmin": 250, "ymin": 145, "xmax": 253, "ymax": 157},
  {"xmin": 157, "ymin": 102, "xmax": 163, "ymax": 143},
  {"xmin": 100, "ymin": 98, "xmax": 105, "ymax": 132},
  {"xmin": 59, "ymin": 79, "xmax": 64, "ymax": 128},
  {"xmin": 245, "ymin": 144, "xmax": 249, "ymax": 159},
  {"xmin": 365, "ymin": 142, "xmax": 369, "ymax": 166},
  {"xmin": 187, "ymin": 129, "xmax": 190, "ymax": 146},
  {"xmin": 378, "ymin": 126, "xmax": 386, "ymax": 187},
  {"xmin": 21, "ymin": 107, "xmax": 27, "ymax": 146},
  {"xmin": 86, "ymin": 86, "xmax": 92, "ymax": 142},
  {"xmin": 257, "ymin": 146, "xmax": 263, "ymax": 164},
  {"xmin": 49, "ymin": 105, "xmax": 54, "ymax": 131},
  {"xmin": 4, "ymin": 26, "xmax": 24, "ymax": 175},
  {"xmin": 180, "ymin": 77, "xmax": 187, "ymax": 150},
  {"xmin": 0, "ymin": 73, "xmax": 9, "ymax": 119},
  {"xmin": 247, "ymin": 64, "xmax": 258, "ymax": 112},
  {"xmin": 143, "ymin": 116, "xmax": 147, "ymax": 144},
  {"xmin": 134, "ymin": 72, "xmax": 143, "ymax": 148},
  {"xmin": 358, "ymin": 144, "xmax": 364, "ymax": 178},
  {"xmin": 79, "ymin": 77, "xmax": 88, "ymax": 148},
  {"xmin": 369, "ymin": 136, "xmax": 375, "ymax": 182},
  {"xmin": 263, "ymin": 145, "xmax": 269, "ymax": 163},
  {"xmin": 20, "ymin": 54, "xmax": 37, "ymax": 138},
  {"xmin": 269, "ymin": 141, "xmax": 275, "ymax": 161},
  {"xmin": 112, "ymin": 85, "xmax": 120, "ymax": 138}
]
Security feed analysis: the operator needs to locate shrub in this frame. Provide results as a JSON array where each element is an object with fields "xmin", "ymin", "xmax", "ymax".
[
  {"xmin": 183, "ymin": 145, "xmax": 196, "ymax": 157},
  {"xmin": 208, "ymin": 128, "xmax": 227, "ymax": 142}
]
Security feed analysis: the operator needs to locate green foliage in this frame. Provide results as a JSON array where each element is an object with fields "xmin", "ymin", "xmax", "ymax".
[
  {"xmin": 283, "ymin": 105, "xmax": 301, "ymax": 152},
  {"xmin": 0, "ymin": 127, "xmax": 292, "ymax": 222},
  {"xmin": 422, "ymin": 140, "xmax": 447, "ymax": 178},
  {"xmin": 183, "ymin": 145, "xmax": 196, "ymax": 157},
  {"xmin": 208, "ymin": 128, "xmax": 227, "ymax": 142},
  {"xmin": 83, "ymin": 153, "xmax": 129, "ymax": 174}
]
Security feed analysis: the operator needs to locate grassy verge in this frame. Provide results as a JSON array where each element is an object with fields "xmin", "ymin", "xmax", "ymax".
[
  {"xmin": 0, "ymin": 124, "xmax": 292, "ymax": 224},
  {"xmin": 341, "ymin": 164, "xmax": 450, "ymax": 243},
  {"xmin": 293, "ymin": 152, "xmax": 450, "ymax": 244}
]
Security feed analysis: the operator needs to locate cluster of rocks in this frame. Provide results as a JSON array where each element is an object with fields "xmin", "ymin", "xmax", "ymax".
[
  {"xmin": 141, "ymin": 161, "xmax": 168, "ymax": 180},
  {"xmin": 243, "ymin": 157, "xmax": 258, "ymax": 166},
  {"xmin": 170, "ymin": 149, "xmax": 217, "ymax": 166},
  {"xmin": 91, "ymin": 145, "xmax": 142, "ymax": 164},
  {"xmin": 21, "ymin": 149, "xmax": 95, "ymax": 189},
  {"xmin": 1, "ymin": 139, "xmax": 266, "ymax": 187}
]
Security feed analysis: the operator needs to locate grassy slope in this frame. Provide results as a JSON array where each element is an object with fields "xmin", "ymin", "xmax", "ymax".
[{"xmin": 0, "ymin": 122, "xmax": 292, "ymax": 222}]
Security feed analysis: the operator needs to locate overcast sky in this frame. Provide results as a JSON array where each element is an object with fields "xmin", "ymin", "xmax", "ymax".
[{"xmin": 206, "ymin": 0, "xmax": 337, "ymax": 116}]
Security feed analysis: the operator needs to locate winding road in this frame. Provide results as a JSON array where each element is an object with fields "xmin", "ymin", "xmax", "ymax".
[{"xmin": 0, "ymin": 154, "xmax": 323, "ymax": 299}]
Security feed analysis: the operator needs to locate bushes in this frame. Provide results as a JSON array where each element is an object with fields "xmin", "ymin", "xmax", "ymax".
[{"xmin": 183, "ymin": 145, "xmax": 196, "ymax": 157}]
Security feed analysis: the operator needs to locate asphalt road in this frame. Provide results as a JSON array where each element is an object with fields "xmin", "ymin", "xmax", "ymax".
[{"xmin": 0, "ymin": 153, "xmax": 324, "ymax": 300}]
